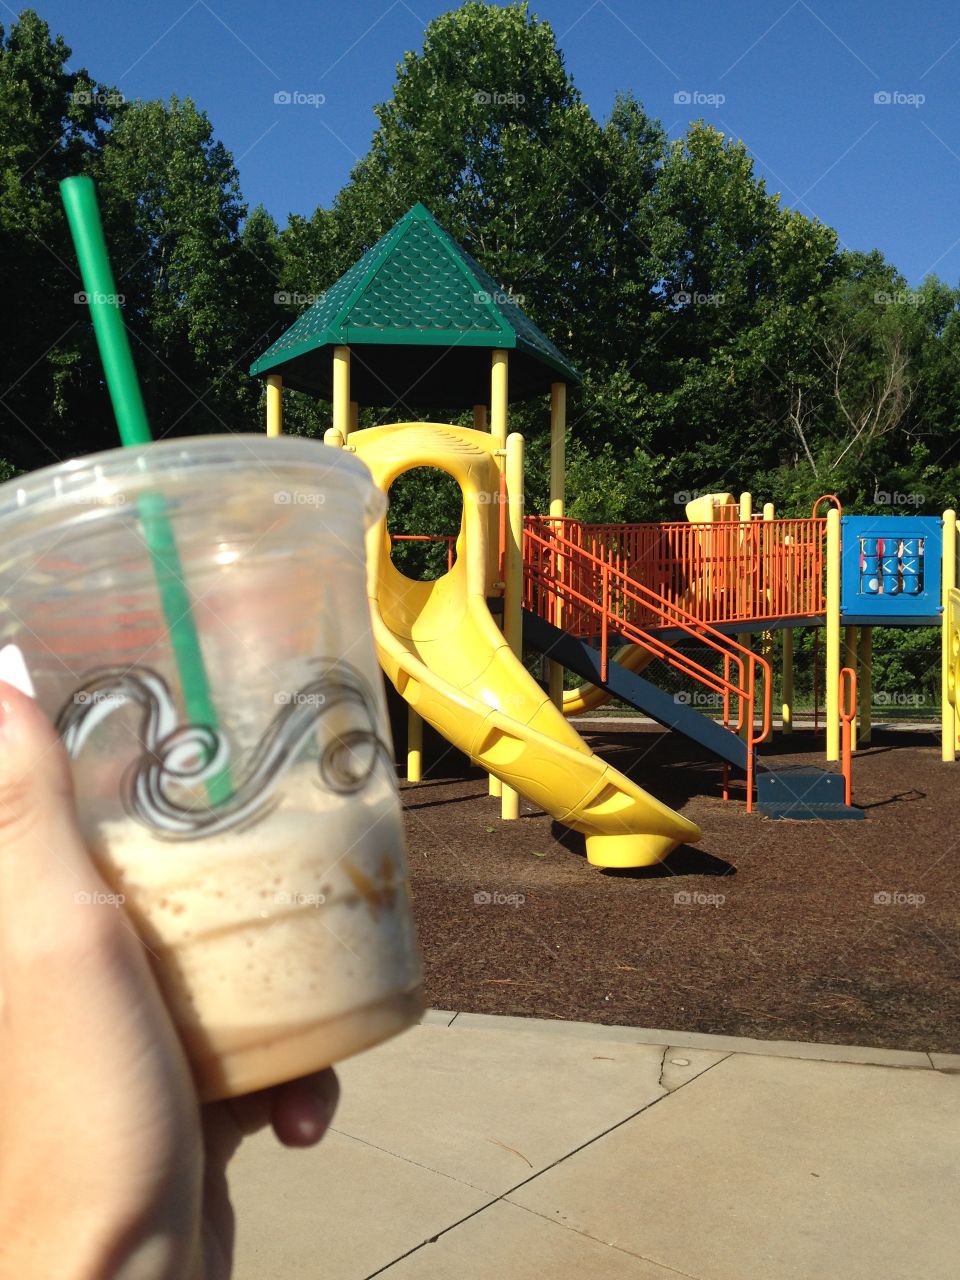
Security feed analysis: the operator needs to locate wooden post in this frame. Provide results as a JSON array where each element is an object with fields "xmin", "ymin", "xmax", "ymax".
[
  {"xmin": 350, "ymin": 400, "xmax": 359, "ymax": 436},
  {"xmin": 473, "ymin": 404, "xmax": 487, "ymax": 431}
]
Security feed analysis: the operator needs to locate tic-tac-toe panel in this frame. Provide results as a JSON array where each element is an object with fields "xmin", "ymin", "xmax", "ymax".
[{"xmin": 841, "ymin": 516, "xmax": 942, "ymax": 619}]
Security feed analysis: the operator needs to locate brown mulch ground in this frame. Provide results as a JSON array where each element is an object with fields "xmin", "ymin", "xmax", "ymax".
[{"xmin": 399, "ymin": 722, "xmax": 960, "ymax": 1053}]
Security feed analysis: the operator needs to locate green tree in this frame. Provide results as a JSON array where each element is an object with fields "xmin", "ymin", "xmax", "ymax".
[
  {"xmin": 5, "ymin": 0, "xmax": 958, "ymax": 545},
  {"xmin": 0, "ymin": 13, "xmax": 285, "ymax": 471},
  {"xmin": 319, "ymin": 6, "xmax": 845, "ymax": 527},
  {"xmin": 96, "ymin": 96, "xmax": 279, "ymax": 440},
  {"xmin": 640, "ymin": 124, "xmax": 839, "ymax": 510},
  {"xmin": 0, "ymin": 9, "xmax": 121, "ymax": 470},
  {"xmin": 768, "ymin": 250, "xmax": 960, "ymax": 515},
  {"xmin": 330, "ymin": 4, "xmax": 669, "ymax": 363},
  {"xmin": 314, "ymin": 1, "xmax": 670, "ymax": 533}
]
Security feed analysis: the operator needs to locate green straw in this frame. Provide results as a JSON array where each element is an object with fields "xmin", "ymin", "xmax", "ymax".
[{"xmin": 60, "ymin": 175, "xmax": 231, "ymax": 805}]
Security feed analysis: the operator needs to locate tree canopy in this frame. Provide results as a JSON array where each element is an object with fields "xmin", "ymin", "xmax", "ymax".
[{"xmin": 3, "ymin": 0, "xmax": 960, "ymax": 533}]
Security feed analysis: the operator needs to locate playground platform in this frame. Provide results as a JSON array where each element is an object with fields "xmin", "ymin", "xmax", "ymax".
[{"xmin": 230, "ymin": 1011, "xmax": 960, "ymax": 1280}]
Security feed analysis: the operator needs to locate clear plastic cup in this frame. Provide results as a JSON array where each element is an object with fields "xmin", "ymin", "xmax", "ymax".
[{"xmin": 0, "ymin": 435, "xmax": 422, "ymax": 1100}]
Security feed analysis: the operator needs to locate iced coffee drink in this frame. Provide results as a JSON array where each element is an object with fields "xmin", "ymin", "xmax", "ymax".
[
  {"xmin": 87, "ymin": 772, "xmax": 421, "ymax": 1099},
  {"xmin": 0, "ymin": 436, "xmax": 423, "ymax": 1099}
]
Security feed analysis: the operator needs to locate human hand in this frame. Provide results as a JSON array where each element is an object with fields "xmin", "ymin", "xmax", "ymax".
[{"xmin": 0, "ymin": 681, "xmax": 338, "ymax": 1279}]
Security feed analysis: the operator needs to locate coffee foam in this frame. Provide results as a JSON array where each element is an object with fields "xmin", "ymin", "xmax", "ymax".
[{"xmin": 85, "ymin": 768, "xmax": 422, "ymax": 1093}]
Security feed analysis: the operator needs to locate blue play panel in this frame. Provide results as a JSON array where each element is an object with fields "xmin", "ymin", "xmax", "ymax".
[{"xmin": 841, "ymin": 515, "xmax": 942, "ymax": 621}]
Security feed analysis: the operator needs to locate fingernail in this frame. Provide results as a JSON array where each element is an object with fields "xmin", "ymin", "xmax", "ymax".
[
  {"xmin": 0, "ymin": 645, "xmax": 36, "ymax": 699},
  {"xmin": 292, "ymin": 1111, "xmax": 327, "ymax": 1144},
  {"xmin": 311, "ymin": 1071, "xmax": 340, "ymax": 1123}
]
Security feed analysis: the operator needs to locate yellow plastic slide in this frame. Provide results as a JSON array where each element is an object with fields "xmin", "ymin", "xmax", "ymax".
[{"xmin": 350, "ymin": 423, "xmax": 700, "ymax": 868}]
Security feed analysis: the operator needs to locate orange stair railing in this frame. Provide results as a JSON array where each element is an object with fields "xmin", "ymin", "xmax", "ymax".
[{"xmin": 523, "ymin": 517, "xmax": 772, "ymax": 811}]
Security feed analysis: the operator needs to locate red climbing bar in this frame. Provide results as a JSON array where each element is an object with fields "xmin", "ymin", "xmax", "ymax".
[{"xmin": 840, "ymin": 667, "xmax": 857, "ymax": 806}]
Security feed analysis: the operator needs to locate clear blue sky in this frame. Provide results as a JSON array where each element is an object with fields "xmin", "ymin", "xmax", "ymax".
[{"xmin": 25, "ymin": 0, "xmax": 960, "ymax": 285}]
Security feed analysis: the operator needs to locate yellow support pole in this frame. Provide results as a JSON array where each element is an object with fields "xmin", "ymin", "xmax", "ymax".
[
  {"xmin": 473, "ymin": 404, "xmax": 487, "ymax": 431},
  {"xmin": 488, "ymin": 351, "xmax": 510, "ymax": 800},
  {"xmin": 826, "ymin": 507, "xmax": 841, "ymax": 762},
  {"xmin": 781, "ymin": 628, "xmax": 794, "ymax": 733},
  {"xmin": 549, "ymin": 382, "xmax": 566, "ymax": 519},
  {"xmin": 942, "ymin": 508, "xmax": 957, "ymax": 761},
  {"xmin": 858, "ymin": 626, "xmax": 872, "ymax": 746},
  {"xmin": 702, "ymin": 493, "xmax": 715, "ymax": 611},
  {"xmin": 739, "ymin": 491, "xmax": 753, "ymax": 525},
  {"xmin": 333, "ymin": 346, "xmax": 351, "ymax": 440},
  {"xmin": 504, "ymin": 434, "xmax": 525, "ymax": 655},
  {"xmin": 323, "ymin": 427, "xmax": 344, "ymax": 449},
  {"xmin": 547, "ymin": 657, "xmax": 564, "ymax": 711},
  {"xmin": 761, "ymin": 499, "xmax": 775, "ymax": 622},
  {"xmin": 759, "ymin": 501, "xmax": 775, "ymax": 743},
  {"xmin": 266, "ymin": 373, "xmax": 283, "ymax": 437},
  {"xmin": 491, "ymin": 351, "xmax": 509, "ymax": 452},
  {"xmin": 739, "ymin": 492, "xmax": 753, "ymax": 743},
  {"xmin": 843, "ymin": 625, "xmax": 858, "ymax": 751},
  {"xmin": 500, "ymin": 431, "xmax": 525, "ymax": 821},
  {"xmin": 548, "ymin": 382, "xmax": 566, "ymax": 709},
  {"xmin": 406, "ymin": 704, "xmax": 422, "ymax": 783}
]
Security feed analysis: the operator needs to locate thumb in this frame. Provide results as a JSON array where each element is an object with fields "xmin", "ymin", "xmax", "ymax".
[
  {"xmin": 0, "ymin": 678, "xmax": 194, "ymax": 1105},
  {"xmin": 0, "ymin": 684, "xmax": 203, "ymax": 1266},
  {"xmin": 0, "ymin": 680, "xmax": 119, "ymax": 975}
]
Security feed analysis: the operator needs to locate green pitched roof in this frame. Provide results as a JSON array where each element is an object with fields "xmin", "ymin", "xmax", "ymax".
[{"xmin": 249, "ymin": 203, "xmax": 579, "ymax": 407}]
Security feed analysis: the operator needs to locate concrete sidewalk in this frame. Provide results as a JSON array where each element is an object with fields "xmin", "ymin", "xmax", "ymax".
[{"xmin": 231, "ymin": 1013, "xmax": 960, "ymax": 1279}]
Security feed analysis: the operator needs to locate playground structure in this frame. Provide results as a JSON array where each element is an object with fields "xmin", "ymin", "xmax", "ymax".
[{"xmin": 250, "ymin": 203, "xmax": 960, "ymax": 866}]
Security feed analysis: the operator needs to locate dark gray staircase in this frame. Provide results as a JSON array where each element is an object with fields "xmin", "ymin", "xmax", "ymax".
[
  {"xmin": 525, "ymin": 611, "xmax": 865, "ymax": 820},
  {"xmin": 755, "ymin": 765, "xmax": 864, "ymax": 820},
  {"xmin": 523, "ymin": 611, "xmax": 749, "ymax": 771}
]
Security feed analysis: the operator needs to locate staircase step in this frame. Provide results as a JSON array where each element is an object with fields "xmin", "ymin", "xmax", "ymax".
[{"xmin": 757, "ymin": 765, "xmax": 864, "ymax": 820}]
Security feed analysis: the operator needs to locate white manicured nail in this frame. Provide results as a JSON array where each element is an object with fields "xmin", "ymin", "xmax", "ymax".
[{"xmin": 0, "ymin": 644, "xmax": 36, "ymax": 699}]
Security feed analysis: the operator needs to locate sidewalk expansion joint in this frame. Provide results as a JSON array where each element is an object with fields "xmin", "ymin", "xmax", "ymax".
[
  {"xmin": 432, "ymin": 1010, "xmax": 942, "ymax": 1070},
  {"xmin": 365, "ymin": 1050, "xmax": 731, "ymax": 1279}
]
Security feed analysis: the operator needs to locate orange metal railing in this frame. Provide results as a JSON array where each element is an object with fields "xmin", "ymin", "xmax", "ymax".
[
  {"xmin": 812, "ymin": 494, "xmax": 842, "ymax": 519},
  {"xmin": 391, "ymin": 533, "xmax": 457, "ymax": 572},
  {"xmin": 538, "ymin": 517, "xmax": 827, "ymax": 629},
  {"xmin": 840, "ymin": 666, "xmax": 856, "ymax": 806},
  {"xmin": 523, "ymin": 518, "xmax": 772, "ymax": 811}
]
